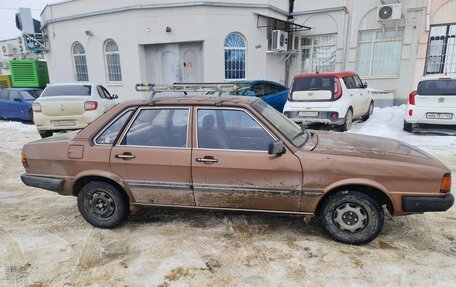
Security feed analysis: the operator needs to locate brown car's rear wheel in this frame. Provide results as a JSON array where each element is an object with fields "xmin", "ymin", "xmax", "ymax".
[
  {"xmin": 77, "ymin": 181, "xmax": 130, "ymax": 228},
  {"xmin": 318, "ymin": 190, "xmax": 384, "ymax": 245}
]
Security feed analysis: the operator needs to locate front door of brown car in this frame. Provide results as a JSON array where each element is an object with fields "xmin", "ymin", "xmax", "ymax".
[
  {"xmin": 192, "ymin": 108, "xmax": 302, "ymax": 211},
  {"xmin": 110, "ymin": 107, "xmax": 194, "ymax": 206}
]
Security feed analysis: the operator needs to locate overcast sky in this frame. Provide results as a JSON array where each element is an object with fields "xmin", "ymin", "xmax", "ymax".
[{"xmin": 0, "ymin": 0, "xmax": 56, "ymax": 40}]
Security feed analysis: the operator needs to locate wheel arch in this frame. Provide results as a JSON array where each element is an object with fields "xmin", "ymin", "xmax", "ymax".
[{"xmin": 316, "ymin": 182, "xmax": 394, "ymax": 216}]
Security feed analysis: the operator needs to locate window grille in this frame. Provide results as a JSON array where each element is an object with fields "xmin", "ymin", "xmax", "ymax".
[
  {"xmin": 72, "ymin": 42, "xmax": 89, "ymax": 81},
  {"xmin": 224, "ymin": 33, "xmax": 246, "ymax": 80},
  {"xmin": 356, "ymin": 29, "xmax": 404, "ymax": 77},
  {"xmin": 301, "ymin": 34, "xmax": 337, "ymax": 73},
  {"xmin": 425, "ymin": 24, "xmax": 456, "ymax": 75},
  {"xmin": 104, "ymin": 39, "xmax": 123, "ymax": 82}
]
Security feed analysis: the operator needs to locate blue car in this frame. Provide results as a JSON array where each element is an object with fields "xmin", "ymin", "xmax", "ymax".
[
  {"xmin": 232, "ymin": 80, "xmax": 288, "ymax": 112},
  {"xmin": 0, "ymin": 88, "xmax": 43, "ymax": 122}
]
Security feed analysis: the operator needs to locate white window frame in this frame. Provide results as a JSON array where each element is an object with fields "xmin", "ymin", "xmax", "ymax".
[
  {"xmin": 103, "ymin": 39, "xmax": 123, "ymax": 83},
  {"xmin": 71, "ymin": 41, "xmax": 89, "ymax": 82},
  {"xmin": 300, "ymin": 33, "xmax": 337, "ymax": 73},
  {"xmin": 356, "ymin": 29, "xmax": 404, "ymax": 78},
  {"xmin": 224, "ymin": 32, "xmax": 247, "ymax": 80}
]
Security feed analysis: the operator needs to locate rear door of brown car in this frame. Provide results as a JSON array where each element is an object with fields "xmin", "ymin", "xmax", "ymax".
[
  {"xmin": 192, "ymin": 107, "xmax": 302, "ymax": 211},
  {"xmin": 110, "ymin": 106, "xmax": 194, "ymax": 205}
]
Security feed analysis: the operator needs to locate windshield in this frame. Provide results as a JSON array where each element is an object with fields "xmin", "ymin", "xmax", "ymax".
[
  {"xmin": 20, "ymin": 90, "xmax": 39, "ymax": 100},
  {"xmin": 417, "ymin": 79, "xmax": 456, "ymax": 95},
  {"xmin": 252, "ymin": 99, "xmax": 308, "ymax": 147},
  {"xmin": 42, "ymin": 85, "xmax": 92, "ymax": 97}
]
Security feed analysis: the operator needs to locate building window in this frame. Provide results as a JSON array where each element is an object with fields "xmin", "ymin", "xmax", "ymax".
[
  {"xmin": 224, "ymin": 32, "xmax": 246, "ymax": 80},
  {"xmin": 104, "ymin": 39, "xmax": 123, "ymax": 82},
  {"xmin": 71, "ymin": 41, "xmax": 89, "ymax": 81},
  {"xmin": 301, "ymin": 34, "xmax": 337, "ymax": 73},
  {"xmin": 425, "ymin": 24, "xmax": 456, "ymax": 74},
  {"xmin": 356, "ymin": 29, "xmax": 404, "ymax": 77}
]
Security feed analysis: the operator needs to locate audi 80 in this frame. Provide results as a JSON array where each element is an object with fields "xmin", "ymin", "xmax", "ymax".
[{"xmin": 20, "ymin": 96, "xmax": 454, "ymax": 244}]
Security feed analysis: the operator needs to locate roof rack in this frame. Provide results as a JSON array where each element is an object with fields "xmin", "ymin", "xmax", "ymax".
[{"xmin": 135, "ymin": 82, "xmax": 247, "ymax": 106}]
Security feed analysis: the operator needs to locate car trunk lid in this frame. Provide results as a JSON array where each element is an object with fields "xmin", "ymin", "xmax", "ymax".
[
  {"xmin": 290, "ymin": 76, "xmax": 337, "ymax": 107},
  {"xmin": 38, "ymin": 96, "xmax": 88, "ymax": 116},
  {"xmin": 415, "ymin": 79, "xmax": 456, "ymax": 108}
]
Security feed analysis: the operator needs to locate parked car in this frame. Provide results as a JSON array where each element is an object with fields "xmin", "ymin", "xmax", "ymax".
[
  {"xmin": 404, "ymin": 75, "xmax": 456, "ymax": 132},
  {"xmin": 20, "ymin": 95, "xmax": 454, "ymax": 245},
  {"xmin": 283, "ymin": 72, "xmax": 374, "ymax": 131},
  {"xmin": 231, "ymin": 80, "xmax": 288, "ymax": 112},
  {"xmin": 32, "ymin": 83, "xmax": 118, "ymax": 138},
  {"xmin": 0, "ymin": 88, "xmax": 43, "ymax": 122}
]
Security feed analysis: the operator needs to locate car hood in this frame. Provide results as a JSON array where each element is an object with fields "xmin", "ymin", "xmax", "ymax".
[{"xmin": 308, "ymin": 131, "xmax": 447, "ymax": 169}]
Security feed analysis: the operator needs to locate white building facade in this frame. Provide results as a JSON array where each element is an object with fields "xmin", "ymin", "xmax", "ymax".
[{"xmin": 40, "ymin": 0, "xmax": 456, "ymax": 104}]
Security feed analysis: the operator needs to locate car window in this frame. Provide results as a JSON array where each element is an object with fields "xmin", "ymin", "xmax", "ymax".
[
  {"xmin": 101, "ymin": 86, "xmax": 112, "ymax": 99},
  {"xmin": 20, "ymin": 91, "xmax": 37, "ymax": 100},
  {"xmin": 96, "ymin": 110, "xmax": 134, "ymax": 145},
  {"xmin": 121, "ymin": 108, "xmax": 189, "ymax": 148},
  {"xmin": 97, "ymin": 86, "xmax": 108, "ymax": 99},
  {"xmin": 263, "ymin": 83, "xmax": 286, "ymax": 95},
  {"xmin": 0, "ymin": 90, "xmax": 9, "ymax": 100},
  {"xmin": 41, "ymin": 85, "xmax": 92, "ymax": 97},
  {"xmin": 417, "ymin": 79, "xmax": 456, "ymax": 95},
  {"xmin": 9, "ymin": 91, "xmax": 21, "ymax": 101},
  {"xmin": 292, "ymin": 76, "xmax": 335, "ymax": 94},
  {"xmin": 245, "ymin": 84, "xmax": 265, "ymax": 96},
  {"xmin": 343, "ymin": 76, "xmax": 356, "ymax": 89},
  {"xmin": 197, "ymin": 109, "xmax": 273, "ymax": 151},
  {"xmin": 353, "ymin": 75, "xmax": 365, "ymax": 89}
]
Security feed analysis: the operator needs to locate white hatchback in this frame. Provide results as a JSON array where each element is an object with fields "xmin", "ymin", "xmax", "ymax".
[
  {"xmin": 404, "ymin": 75, "xmax": 456, "ymax": 132},
  {"xmin": 33, "ymin": 83, "xmax": 118, "ymax": 138},
  {"xmin": 283, "ymin": 72, "xmax": 374, "ymax": 131}
]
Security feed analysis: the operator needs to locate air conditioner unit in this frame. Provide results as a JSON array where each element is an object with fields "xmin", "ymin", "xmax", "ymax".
[
  {"xmin": 0, "ymin": 61, "xmax": 8, "ymax": 69},
  {"xmin": 290, "ymin": 34, "xmax": 300, "ymax": 51},
  {"xmin": 17, "ymin": 36, "xmax": 27, "ymax": 53},
  {"xmin": 2, "ymin": 44, "xmax": 15, "ymax": 56},
  {"xmin": 378, "ymin": 4, "xmax": 402, "ymax": 21},
  {"xmin": 271, "ymin": 30, "xmax": 288, "ymax": 52}
]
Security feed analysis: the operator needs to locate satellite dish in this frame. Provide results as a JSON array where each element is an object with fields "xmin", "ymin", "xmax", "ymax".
[{"xmin": 379, "ymin": 6, "xmax": 393, "ymax": 20}]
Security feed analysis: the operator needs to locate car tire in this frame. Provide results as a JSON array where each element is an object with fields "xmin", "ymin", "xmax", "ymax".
[
  {"xmin": 38, "ymin": 130, "xmax": 53, "ymax": 138},
  {"xmin": 338, "ymin": 109, "xmax": 353, "ymax": 132},
  {"xmin": 77, "ymin": 181, "xmax": 130, "ymax": 229},
  {"xmin": 362, "ymin": 101, "xmax": 374, "ymax": 121},
  {"xmin": 318, "ymin": 190, "xmax": 384, "ymax": 245},
  {"xmin": 29, "ymin": 110, "xmax": 34, "ymax": 124},
  {"xmin": 403, "ymin": 120, "xmax": 413, "ymax": 132}
]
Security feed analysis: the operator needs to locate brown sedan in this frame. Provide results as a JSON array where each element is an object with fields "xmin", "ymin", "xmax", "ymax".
[{"xmin": 20, "ymin": 96, "xmax": 454, "ymax": 245}]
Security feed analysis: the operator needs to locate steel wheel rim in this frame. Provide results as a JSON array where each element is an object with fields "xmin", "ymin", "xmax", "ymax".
[
  {"xmin": 84, "ymin": 189, "xmax": 116, "ymax": 219},
  {"xmin": 333, "ymin": 202, "xmax": 368, "ymax": 232}
]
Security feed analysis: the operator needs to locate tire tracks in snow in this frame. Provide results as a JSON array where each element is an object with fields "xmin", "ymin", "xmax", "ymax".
[{"xmin": 0, "ymin": 226, "xmax": 29, "ymax": 287}]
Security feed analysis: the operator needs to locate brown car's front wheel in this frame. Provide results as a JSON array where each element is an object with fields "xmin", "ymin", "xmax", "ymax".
[
  {"xmin": 77, "ymin": 181, "xmax": 130, "ymax": 228},
  {"xmin": 318, "ymin": 190, "xmax": 384, "ymax": 245}
]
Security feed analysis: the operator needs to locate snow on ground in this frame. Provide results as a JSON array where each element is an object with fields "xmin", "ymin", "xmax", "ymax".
[{"xmin": 0, "ymin": 106, "xmax": 455, "ymax": 287}]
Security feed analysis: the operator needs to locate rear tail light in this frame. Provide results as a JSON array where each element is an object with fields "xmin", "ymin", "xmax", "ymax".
[
  {"xmin": 408, "ymin": 90, "xmax": 417, "ymax": 105},
  {"xmin": 20, "ymin": 154, "xmax": 29, "ymax": 169},
  {"xmin": 440, "ymin": 173, "xmax": 452, "ymax": 193},
  {"xmin": 333, "ymin": 79, "xmax": 342, "ymax": 101},
  {"xmin": 408, "ymin": 109, "xmax": 413, "ymax": 116},
  {"xmin": 32, "ymin": 102, "xmax": 41, "ymax": 112},
  {"xmin": 84, "ymin": 101, "xmax": 98, "ymax": 111},
  {"xmin": 331, "ymin": 112, "xmax": 338, "ymax": 119}
]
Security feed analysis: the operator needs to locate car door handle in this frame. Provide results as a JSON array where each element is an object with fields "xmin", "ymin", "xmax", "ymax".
[
  {"xmin": 196, "ymin": 157, "xmax": 218, "ymax": 164},
  {"xmin": 350, "ymin": 94, "xmax": 353, "ymax": 97},
  {"xmin": 115, "ymin": 152, "xmax": 136, "ymax": 160}
]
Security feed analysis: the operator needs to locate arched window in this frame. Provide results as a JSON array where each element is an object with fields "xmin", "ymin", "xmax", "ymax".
[
  {"xmin": 224, "ymin": 32, "xmax": 246, "ymax": 79},
  {"xmin": 72, "ymin": 42, "xmax": 89, "ymax": 81},
  {"xmin": 104, "ymin": 39, "xmax": 122, "ymax": 82}
]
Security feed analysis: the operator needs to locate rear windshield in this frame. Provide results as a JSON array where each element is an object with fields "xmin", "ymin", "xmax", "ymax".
[
  {"xmin": 41, "ymin": 85, "xmax": 92, "ymax": 97},
  {"xmin": 417, "ymin": 80, "xmax": 456, "ymax": 96},
  {"xmin": 291, "ymin": 76, "xmax": 335, "ymax": 94}
]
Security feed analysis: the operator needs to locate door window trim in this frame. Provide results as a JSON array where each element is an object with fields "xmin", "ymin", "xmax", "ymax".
[
  {"xmin": 93, "ymin": 107, "xmax": 136, "ymax": 146},
  {"xmin": 194, "ymin": 107, "xmax": 277, "ymax": 153},
  {"xmin": 115, "ymin": 106, "xmax": 191, "ymax": 149}
]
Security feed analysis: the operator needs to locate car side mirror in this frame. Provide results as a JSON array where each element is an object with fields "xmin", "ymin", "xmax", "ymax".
[
  {"xmin": 268, "ymin": 140, "xmax": 285, "ymax": 155},
  {"xmin": 13, "ymin": 98, "xmax": 22, "ymax": 102},
  {"xmin": 112, "ymin": 94, "xmax": 119, "ymax": 99},
  {"xmin": 363, "ymin": 82, "xmax": 368, "ymax": 89}
]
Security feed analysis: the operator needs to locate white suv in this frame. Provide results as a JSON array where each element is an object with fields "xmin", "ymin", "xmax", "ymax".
[
  {"xmin": 404, "ymin": 75, "xmax": 456, "ymax": 132},
  {"xmin": 33, "ymin": 83, "xmax": 118, "ymax": 138},
  {"xmin": 283, "ymin": 72, "xmax": 374, "ymax": 131}
]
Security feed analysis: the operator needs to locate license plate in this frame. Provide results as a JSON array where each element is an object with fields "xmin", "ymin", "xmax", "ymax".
[
  {"xmin": 298, "ymin": 111, "xmax": 319, "ymax": 117},
  {"xmin": 426, "ymin": 113, "xmax": 453, "ymax": 120},
  {"xmin": 51, "ymin": 120, "xmax": 76, "ymax": 127}
]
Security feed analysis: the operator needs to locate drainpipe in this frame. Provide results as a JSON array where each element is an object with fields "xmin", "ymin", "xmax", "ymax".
[
  {"xmin": 426, "ymin": 0, "xmax": 432, "ymax": 32},
  {"xmin": 342, "ymin": 6, "xmax": 350, "ymax": 71},
  {"xmin": 285, "ymin": 0, "xmax": 295, "ymax": 86}
]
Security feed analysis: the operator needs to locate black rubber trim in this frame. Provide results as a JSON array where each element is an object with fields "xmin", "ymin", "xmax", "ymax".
[
  {"xmin": 402, "ymin": 193, "xmax": 454, "ymax": 212},
  {"xmin": 20, "ymin": 174, "xmax": 64, "ymax": 193}
]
